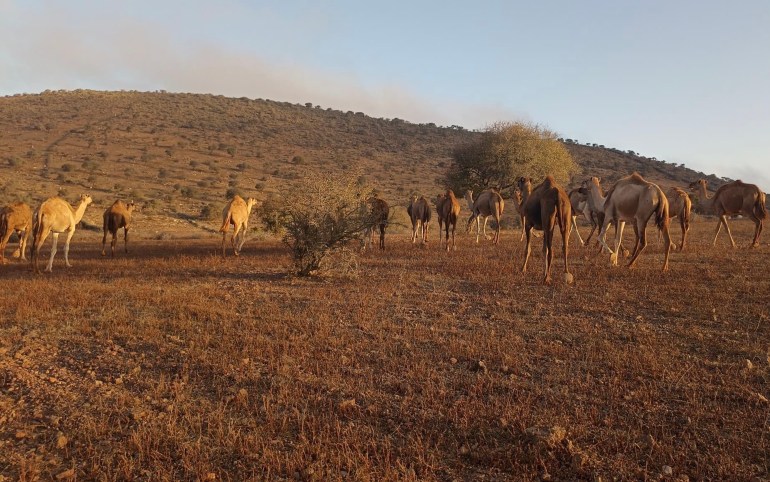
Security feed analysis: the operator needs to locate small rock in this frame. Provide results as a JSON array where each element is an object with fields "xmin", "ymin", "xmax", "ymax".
[
  {"xmin": 477, "ymin": 360, "xmax": 487, "ymax": 373},
  {"xmin": 450, "ymin": 357, "xmax": 457, "ymax": 365},
  {"xmin": 459, "ymin": 444, "xmax": 469, "ymax": 455},
  {"xmin": 15, "ymin": 430, "xmax": 27, "ymax": 439},
  {"xmin": 205, "ymin": 473, "xmax": 216, "ymax": 480},
  {"xmin": 56, "ymin": 434, "xmax": 68, "ymax": 449},
  {"xmin": 662, "ymin": 465, "xmax": 673, "ymax": 476},
  {"xmin": 746, "ymin": 359, "xmax": 754, "ymax": 370},
  {"xmin": 339, "ymin": 399, "xmax": 357, "ymax": 410}
]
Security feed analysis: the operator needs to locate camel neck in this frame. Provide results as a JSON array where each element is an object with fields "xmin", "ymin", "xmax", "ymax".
[
  {"xmin": 697, "ymin": 185, "xmax": 713, "ymax": 212},
  {"xmin": 72, "ymin": 201, "xmax": 89, "ymax": 224},
  {"xmin": 464, "ymin": 192, "xmax": 474, "ymax": 210}
]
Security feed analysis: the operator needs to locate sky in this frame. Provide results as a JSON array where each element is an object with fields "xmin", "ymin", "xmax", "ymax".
[{"xmin": 2, "ymin": 0, "xmax": 769, "ymax": 190}]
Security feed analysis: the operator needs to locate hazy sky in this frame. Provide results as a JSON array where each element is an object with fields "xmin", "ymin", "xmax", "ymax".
[{"xmin": 2, "ymin": 0, "xmax": 769, "ymax": 189}]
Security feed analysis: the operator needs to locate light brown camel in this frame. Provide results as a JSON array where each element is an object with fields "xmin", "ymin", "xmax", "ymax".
[
  {"xmin": 464, "ymin": 189, "xmax": 504, "ymax": 244},
  {"xmin": 665, "ymin": 187, "xmax": 692, "ymax": 251},
  {"xmin": 31, "ymin": 194, "xmax": 93, "ymax": 273},
  {"xmin": 517, "ymin": 176, "xmax": 573, "ymax": 285},
  {"xmin": 597, "ymin": 173, "xmax": 671, "ymax": 272},
  {"xmin": 407, "ymin": 195, "xmax": 432, "ymax": 244},
  {"xmin": 688, "ymin": 178, "xmax": 766, "ymax": 247},
  {"xmin": 438, "ymin": 189, "xmax": 461, "ymax": 251},
  {"xmin": 220, "ymin": 195, "xmax": 257, "ymax": 256},
  {"xmin": 435, "ymin": 193, "xmax": 446, "ymax": 243},
  {"xmin": 0, "ymin": 202, "xmax": 32, "ymax": 264},
  {"xmin": 102, "ymin": 200, "xmax": 136, "ymax": 257},
  {"xmin": 363, "ymin": 196, "xmax": 390, "ymax": 250}
]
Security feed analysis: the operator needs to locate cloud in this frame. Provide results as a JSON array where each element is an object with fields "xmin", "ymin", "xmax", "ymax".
[{"xmin": 0, "ymin": 3, "xmax": 519, "ymax": 129}]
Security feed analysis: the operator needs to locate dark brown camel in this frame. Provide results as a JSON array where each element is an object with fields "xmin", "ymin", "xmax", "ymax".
[
  {"xmin": 102, "ymin": 200, "xmax": 136, "ymax": 257},
  {"xmin": 517, "ymin": 176, "xmax": 573, "ymax": 285}
]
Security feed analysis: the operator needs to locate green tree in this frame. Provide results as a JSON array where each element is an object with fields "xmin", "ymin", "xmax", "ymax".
[{"xmin": 446, "ymin": 121, "xmax": 577, "ymax": 195}]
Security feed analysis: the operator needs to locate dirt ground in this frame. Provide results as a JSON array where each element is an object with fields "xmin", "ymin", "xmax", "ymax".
[{"xmin": 1, "ymin": 219, "xmax": 768, "ymax": 481}]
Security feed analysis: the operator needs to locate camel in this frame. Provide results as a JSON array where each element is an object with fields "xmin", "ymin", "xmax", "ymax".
[
  {"xmin": 464, "ymin": 189, "xmax": 504, "ymax": 244},
  {"xmin": 435, "ymin": 193, "xmax": 446, "ymax": 243},
  {"xmin": 517, "ymin": 176, "xmax": 573, "ymax": 285},
  {"xmin": 102, "ymin": 200, "xmax": 136, "ymax": 257},
  {"xmin": 438, "ymin": 189, "xmax": 461, "ymax": 251},
  {"xmin": 31, "ymin": 194, "xmax": 93, "ymax": 273},
  {"xmin": 407, "ymin": 195, "xmax": 432, "ymax": 244},
  {"xmin": 0, "ymin": 202, "xmax": 32, "ymax": 264},
  {"xmin": 688, "ymin": 178, "xmax": 766, "ymax": 248},
  {"xmin": 220, "ymin": 195, "xmax": 257, "ymax": 256},
  {"xmin": 567, "ymin": 188, "xmax": 598, "ymax": 246},
  {"xmin": 596, "ymin": 173, "xmax": 671, "ymax": 272},
  {"xmin": 363, "ymin": 196, "xmax": 389, "ymax": 250},
  {"xmin": 665, "ymin": 187, "xmax": 692, "ymax": 251}
]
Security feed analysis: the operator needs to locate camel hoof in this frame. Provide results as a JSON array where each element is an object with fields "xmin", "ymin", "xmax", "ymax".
[{"xmin": 564, "ymin": 272, "xmax": 574, "ymax": 284}]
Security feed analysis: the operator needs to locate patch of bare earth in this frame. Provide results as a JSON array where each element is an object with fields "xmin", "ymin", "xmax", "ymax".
[{"xmin": 1, "ymin": 219, "xmax": 768, "ymax": 481}]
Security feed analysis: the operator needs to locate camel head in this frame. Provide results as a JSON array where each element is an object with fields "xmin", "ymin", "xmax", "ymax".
[
  {"xmin": 127, "ymin": 200, "xmax": 136, "ymax": 212},
  {"xmin": 79, "ymin": 194, "xmax": 93, "ymax": 207},
  {"xmin": 688, "ymin": 179, "xmax": 707, "ymax": 192},
  {"xmin": 245, "ymin": 197, "xmax": 257, "ymax": 214},
  {"xmin": 516, "ymin": 177, "xmax": 532, "ymax": 194}
]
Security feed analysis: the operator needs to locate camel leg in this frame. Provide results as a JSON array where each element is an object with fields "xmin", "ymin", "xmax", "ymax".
[
  {"xmin": 627, "ymin": 219, "xmax": 647, "ymax": 269},
  {"xmin": 46, "ymin": 232, "xmax": 60, "ymax": 272},
  {"xmin": 571, "ymin": 215, "xmax": 585, "ymax": 246},
  {"xmin": 610, "ymin": 221, "xmax": 626, "ymax": 266},
  {"xmin": 63, "ymin": 229, "xmax": 76, "ymax": 268},
  {"xmin": 124, "ymin": 226, "xmax": 130, "ymax": 254},
  {"xmin": 379, "ymin": 223, "xmax": 386, "ymax": 250},
  {"xmin": 18, "ymin": 229, "xmax": 30, "ymax": 260},
  {"xmin": 720, "ymin": 215, "xmax": 737, "ymax": 248},
  {"xmin": 231, "ymin": 224, "xmax": 241, "ymax": 256},
  {"xmin": 111, "ymin": 229, "xmax": 118, "ymax": 258},
  {"xmin": 482, "ymin": 216, "xmax": 491, "ymax": 241},
  {"xmin": 424, "ymin": 221, "xmax": 430, "ymax": 244},
  {"xmin": 237, "ymin": 222, "xmax": 249, "ymax": 253},
  {"xmin": 519, "ymin": 216, "xmax": 526, "ymax": 242},
  {"xmin": 101, "ymin": 227, "xmax": 108, "ymax": 256},
  {"xmin": 561, "ymin": 215, "xmax": 571, "ymax": 282},
  {"xmin": 494, "ymin": 216, "xmax": 501, "ymax": 245},
  {"xmin": 542, "ymin": 224, "xmax": 553, "ymax": 285},
  {"xmin": 32, "ymin": 227, "xmax": 51, "ymax": 274},
  {"xmin": 661, "ymin": 222, "xmax": 672, "ymax": 272},
  {"xmin": 521, "ymin": 227, "xmax": 532, "ymax": 273},
  {"xmin": 679, "ymin": 217, "xmax": 687, "ymax": 251},
  {"xmin": 751, "ymin": 217, "xmax": 762, "ymax": 247},
  {"xmin": 0, "ymin": 228, "xmax": 14, "ymax": 264},
  {"xmin": 450, "ymin": 221, "xmax": 456, "ymax": 251},
  {"xmin": 596, "ymin": 218, "xmax": 615, "ymax": 256},
  {"xmin": 221, "ymin": 229, "xmax": 228, "ymax": 257}
]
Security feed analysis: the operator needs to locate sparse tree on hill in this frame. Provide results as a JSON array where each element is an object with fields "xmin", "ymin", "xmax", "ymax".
[{"xmin": 446, "ymin": 121, "xmax": 577, "ymax": 196}]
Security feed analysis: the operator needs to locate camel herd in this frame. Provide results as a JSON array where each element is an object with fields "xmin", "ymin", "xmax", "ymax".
[{"xmin": 0, "ymin": 174, "xmax": 766, "ymax": 284}]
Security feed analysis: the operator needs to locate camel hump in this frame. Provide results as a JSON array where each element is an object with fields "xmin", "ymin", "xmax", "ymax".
[{"xmin": 542, "ymin": 175, "xmax": 557, "ymax": 189}]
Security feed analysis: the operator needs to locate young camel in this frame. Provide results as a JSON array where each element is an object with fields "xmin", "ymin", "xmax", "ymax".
[
  {"xmin": 102, "ymin": 200, "xmax": 136, "ymax": 257},
  {"xmin": 517, "ymin": 176, "xmax": 573, "ymax": 285},
  {"xmin": 31, "ymin": 194, "xmax": 93, "ymax": 273},
  {"xmin": 220, "ymin": 195, "xmax": 257, "ymax": 256},
  {"xmin": 439, "ymin": 189, "xmax": 461, "ymax": 251},
  {"xmin": 363, "ymin": 197, "xmax": 389, "ymax": 250},
  {"xmin": 597, "ymin": 173, "xmax": 671, "ymax": 272},
  {"xmin": 407, "ymin": 195, "xmax": 432, "ymax": 244},
  {"xmin": 688, "ymin": 179, "xmax": 766, "ymax": 248},
  {"xmin": 464, "ymin": 189, "xmax": 504, "ymax": 244},
  {"xmin": 0, "ymin": 202, "xmax": 32, "ymax": 263},
  {"xmin": 665, "ymin": 187, "xmax": 692, "ymax": 251}
]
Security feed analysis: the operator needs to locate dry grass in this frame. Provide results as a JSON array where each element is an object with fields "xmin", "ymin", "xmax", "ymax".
[{"xmin": 1, "ymin": 218, "xmax": 768, "ymax": 481}]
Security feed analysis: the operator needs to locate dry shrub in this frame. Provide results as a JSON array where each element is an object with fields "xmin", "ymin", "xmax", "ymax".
[{"xmin": 264, "ymin": 173, "xmax": 378, "ymax": 276}]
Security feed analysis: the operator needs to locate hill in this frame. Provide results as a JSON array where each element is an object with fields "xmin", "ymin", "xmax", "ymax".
[{"xmin": 0, "ymin": 90, "xmax": 727, "ymax": 235}]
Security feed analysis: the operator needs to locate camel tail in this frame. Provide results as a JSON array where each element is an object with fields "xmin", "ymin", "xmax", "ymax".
[
  {"xmin": 654, "ymin": 193, "xmax": 669, "ymax": 230},
  {"xmin": 754, "ymin": 191, "xmax": 767, "ymax": 220},
  {"xmin": 219, "ymin": 210, "xmax": 232, "ymax": 233}
]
